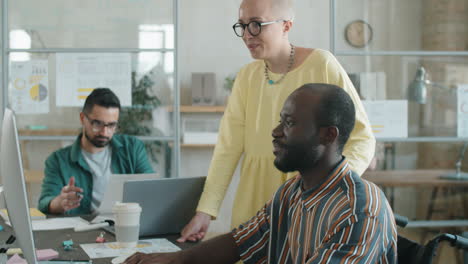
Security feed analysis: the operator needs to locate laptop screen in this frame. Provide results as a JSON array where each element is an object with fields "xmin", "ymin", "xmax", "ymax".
[
  {"xmin": 97, "ymin": 173, "xmax": 158, "ymax": 215},
  {"xmin": 123, "ymin": 177, "xmax": 206, "ymax": 237}
]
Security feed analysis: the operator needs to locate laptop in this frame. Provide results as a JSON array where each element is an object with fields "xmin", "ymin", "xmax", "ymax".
[
  {"xmin": 122, "ymin": 177, "xmax": 206, "ymax": 237},
  {"xmin": 97, "ymin": 173, "xmax": 159, "ymax": 215}
]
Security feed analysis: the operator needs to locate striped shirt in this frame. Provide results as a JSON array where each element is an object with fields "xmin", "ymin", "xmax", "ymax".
[{"xmin": 232, "ymin": 158, "xmax": 397, "ymax": 264}]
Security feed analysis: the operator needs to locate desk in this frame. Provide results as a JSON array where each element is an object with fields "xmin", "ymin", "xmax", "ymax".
[
  {"xmin": 362, "ymin": 170, "xmax": 468, "ymax": 187},
  {"xmin": 362, "ymin": 169, "xmax": 468, "ymax": 228},
  {"xmin": 0, "ymin": 218, "xmax": 195, "ymax": 264}
]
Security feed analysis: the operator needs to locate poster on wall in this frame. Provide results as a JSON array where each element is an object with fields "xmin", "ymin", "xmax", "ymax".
[
  {"xmin": 362, "ymin": 100, "xmax": 408, "ymax": 138},
  {"xmin": 457, "ymin": 84, "xmax": 468, "ymax": 137},
  {"xmin": 56, "ymin": 53, "xmax": 131, "ymax": 107},
  {"xmin": 10, "ymin": 60, "xmax": 50, "ymax": 114}
]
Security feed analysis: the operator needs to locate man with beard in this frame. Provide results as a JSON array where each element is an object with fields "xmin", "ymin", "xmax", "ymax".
[
  {"xmin": 38, "ymin": 88, "xmax": 154, "ymax": 215},
  {"xmin": 123, "ymin": 83, "xmax": 397, "ymax": 264}
]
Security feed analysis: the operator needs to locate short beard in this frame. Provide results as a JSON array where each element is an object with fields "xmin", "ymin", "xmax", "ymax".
[
  {"xmin": 84, "ymin": 131, "xmax": 110, "ymax": 148},
  {"xmin": 274, "ymin": 144, "xmax": 320, "ymax": 173}
]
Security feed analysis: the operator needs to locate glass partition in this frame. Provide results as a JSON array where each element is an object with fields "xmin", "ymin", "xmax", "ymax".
[
  {"xmin": 334, "ymin": 0, "xmax": 467, "ymax": 52},
  {"xmin": 337, "ymin": 55, "xmax": 468, "ymax": 138},
  {"xmin": 8, "ymin": 0, "xmax": 174, "ymax": 49},
  {"xmin": 3, "ymin": 0, "xmax": 179, "ymax": 179},
  {"xmin": 9, "ymin": 52, "xmax": 175, "ymax": 138}
]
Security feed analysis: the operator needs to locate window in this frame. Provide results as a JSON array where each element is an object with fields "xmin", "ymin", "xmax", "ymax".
[
  {"xmin": 9, "ymin": 29, "xmax": 31, "ymax": 62},
  {"xmin": 138, "ymin": 24, "xmax": 174, "ymax": 74}
]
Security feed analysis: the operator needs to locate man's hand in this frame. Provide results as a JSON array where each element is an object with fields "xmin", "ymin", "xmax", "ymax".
[
  {"xmin": 49, "ymin": 176, "xmax": 84, "ymax": 214},
  {"xmin": 123, "ymin": 252, "xmax": 183, "ymax": 264},
  {"xmin": 125, "ymin": 234, "xmax": 239, "ymax": 264},
  {"xmin": 177, "ymin": 212, "xmax": 211, "ymax": 242}
]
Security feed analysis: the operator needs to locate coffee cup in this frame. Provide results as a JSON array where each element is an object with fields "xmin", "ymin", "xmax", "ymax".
[{"xmin": 112, "ymin": 202, "xmax": 142, "ymax": 247}]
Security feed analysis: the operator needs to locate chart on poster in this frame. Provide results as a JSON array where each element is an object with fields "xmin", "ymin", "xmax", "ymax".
[
  {"xmin": 56, "ymin": 53, "xmax": 131, "ymax": 107},
  {"xmin": 10, "ymin": 60, "xmax": 49, "ymax": 114}
]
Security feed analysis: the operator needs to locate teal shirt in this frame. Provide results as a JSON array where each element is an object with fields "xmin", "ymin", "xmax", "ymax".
[{"xmin": 38, "ymin": 134, "xmax": 154, "ymax": 215}]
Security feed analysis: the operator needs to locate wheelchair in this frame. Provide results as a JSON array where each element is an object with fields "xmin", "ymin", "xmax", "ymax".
[{"xmin": 396, "ymin": 214, "xmax": 468, "ymax": 264}]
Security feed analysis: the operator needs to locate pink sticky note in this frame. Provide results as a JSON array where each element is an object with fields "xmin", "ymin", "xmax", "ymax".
[
  {"xmin": 36, "ymin": 249, "xmax": 59, "ymax": 261},
  {"xmin": 6, "ymin": 254, "xmax": 27, "ymax": 264}
]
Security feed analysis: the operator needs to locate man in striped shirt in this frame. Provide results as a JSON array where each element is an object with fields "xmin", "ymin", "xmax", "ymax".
[{"xmin": 123, "ymin": 83, "xmax": 397, "ymax": 264}]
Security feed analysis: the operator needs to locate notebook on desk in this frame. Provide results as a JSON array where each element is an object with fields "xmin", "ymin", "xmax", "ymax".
[{"xmin": 122, "ymin": 176, "xmax": 206, "ymax": 237}]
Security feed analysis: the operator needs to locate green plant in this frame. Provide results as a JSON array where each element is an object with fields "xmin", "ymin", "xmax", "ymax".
[
  {"xmin": 224, "ymin": 75, "xmax": 236, "ymax": 92},
  {"xmin": 119, "ymin": 72, "xmax": 168, "ymax": 171}
]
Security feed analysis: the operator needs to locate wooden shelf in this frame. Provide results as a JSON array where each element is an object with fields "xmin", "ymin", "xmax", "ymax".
[
  {"xmin": 19, "ymin": 129, "xmax": 78, "ymax": 136},
  {"xmin": 377, "ymin": 137, "xmax": 468, "ymax": 142},
  {"xmin": 362, "ymin": 169, "xmax": 468, "ymax": 187},
  {"xmin": 167, "ymin": 105, "xmax": 225, "ymax": 113}
]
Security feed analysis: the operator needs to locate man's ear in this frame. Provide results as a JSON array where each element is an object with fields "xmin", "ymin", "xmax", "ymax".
[
  {"xmin": 320, "ymin": 126, "xmax": 339, "ymax": 146},
  {"xmin": 79, "ymin": 112, "xmax": 85, "ymax": 126}
]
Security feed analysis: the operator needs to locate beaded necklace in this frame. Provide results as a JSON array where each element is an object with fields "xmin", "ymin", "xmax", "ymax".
[{"xmin": 264, "ymin": 44, "xmax": 295, "ymax": 85}]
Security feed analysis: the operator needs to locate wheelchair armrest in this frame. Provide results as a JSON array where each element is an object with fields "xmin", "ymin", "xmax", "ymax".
[{"xmin": 394, "ymin": 213, "xmax": 408, "ymax": 227}]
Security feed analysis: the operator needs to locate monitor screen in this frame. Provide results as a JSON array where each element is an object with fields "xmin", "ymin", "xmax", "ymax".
[{"xmin": 1, "ymin": 108, "xmax": 38, "ymax": 263}]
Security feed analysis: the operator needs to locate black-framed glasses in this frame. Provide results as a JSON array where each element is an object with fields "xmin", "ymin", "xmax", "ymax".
[
  {"xmin": 84, "ymin": 114, "xmax": 118, "ymax": 132},
  {"xmin": 232, "ymin": 20, "xmax": 287, "ymax": 37}
]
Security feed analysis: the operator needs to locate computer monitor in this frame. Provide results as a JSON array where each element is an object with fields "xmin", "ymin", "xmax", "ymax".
[{"xmin": 1, "ymin": 108, "xmax": 38, "ymax": 263}]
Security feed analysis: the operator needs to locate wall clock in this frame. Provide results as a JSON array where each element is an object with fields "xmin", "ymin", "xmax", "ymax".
[{"xmin": 344, "ymin": 20, "xmax": 373, "ymax": 48}]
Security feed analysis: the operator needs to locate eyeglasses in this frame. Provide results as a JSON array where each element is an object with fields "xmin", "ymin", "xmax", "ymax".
[
  {"xmin": 232, "ymin": 20, "xmax": 287, "ymax": 37},
  {"xmin": 84, "ymin": 114, "xmax": 118, "ymax": 132}
]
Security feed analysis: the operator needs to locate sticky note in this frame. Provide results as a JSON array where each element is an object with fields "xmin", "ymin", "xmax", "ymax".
[
  {"xmin": 36, "ymin": 249, "xmax": 59, "ymax": 261},
  {"xmin": 6, "ymin": 248, "xmax": 22, "ymax": 255},
  {"xmin": 6, "ymin": 254, "xmax": 27, "ymax": 264},
  {"xmin": 0, "ymin": 208, "xmax": 46, "ymax": 221}
]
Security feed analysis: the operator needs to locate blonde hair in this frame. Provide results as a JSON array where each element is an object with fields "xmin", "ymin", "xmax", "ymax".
[{"xmin": 271, "ymin": 0, "xmax": 295, "ymax": 21}]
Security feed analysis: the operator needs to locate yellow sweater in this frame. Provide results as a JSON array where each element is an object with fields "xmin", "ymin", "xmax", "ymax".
[{"xmin": 197, "ymin": 49, "xmax": 376, "ymax": 228}]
